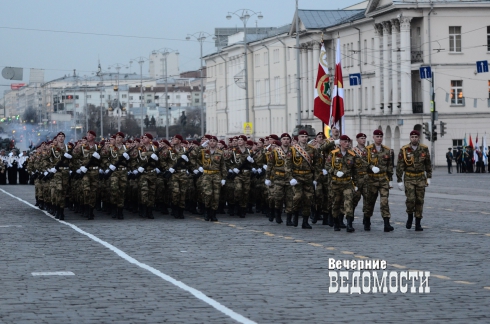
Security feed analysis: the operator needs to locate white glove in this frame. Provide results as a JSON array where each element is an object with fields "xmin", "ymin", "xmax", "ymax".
[
  {"xmin": 155, "ymin": 168, "xmax": 161, "ymax": 174},
  {"xmin": 334, "ymin": 139, "xmax": 340, "ymax": 145},
  {"xmin": 50, "ymin": 168, "xmax": 57, "ymax": 173},
  {"xmin": 99, "ymin": 169, "xmax": 104, "ymax": 174},
  {"xmin": 105, "ymin": 169, "xmax": 110, "ymax": 174},
  {"xmin": 247, "ymin": 156, "xmax": 254, "ymax": 163},
  {"xmin": 252, "ymin": 168, "xmax": 257, "ymax": 173},
  {"xmin": 76, "ymin": 169, "xmax": 81, "ymax": 174},
  {"xmin": 313, "ymin": 180, "xmax": 317, "ymax": 190},
  {"xmin": 64, "ymin": 153, "xmax": 72, "ymax": 159},
  {"xmin": 80, "ymin": 166, "xmax": 88, "ymax": 173},
  {"xmin": 109, "ymin": 164, "xmax": 116, "ymax": 171},
  {"xmin": 336, "ymin": 171, "xmax": 344, "ymax": 178},
  {"xmin": 198, "ymin": 167, "xmax": 204, "ymax": 173},
  {"xmin": 43, "ymin": 171, "xmax": 48, "ymax": 176},
  {"xmin": 398, "ymin": 182, "xmax": 405, "ymax": 191},
  {"xmin": 233, "ymin": 168, "xmax": 240, "ymax": 174},
  {"xmin": 322, "ymin": 169, "xmax": 328, "ymax": 175},
  {"xmin": 265, "ymin": 179, "xmax": 271, "ymax": 186},
  {"xmin": 263, "ymin": 165, "xmax": 267, "ymax": 170},
  {"xmin": 133, "ymin": 170, "xmax": 138, "ymax": 175},
  {"xmin": 427, "ymin": 179, "xmax": 431, "ymax": 187},
  {"xmin": 372, "ymin": 166, "xmax": 380, "ymax": 174},
  {"xmin": 92, "ymin": 152, "xmax": 100, "ymax": 160},
  {"xmin": 181, "ymin": 154, "xmax": 189, "ymax": 162},
  {"xmin": 355, "ymin": 186, "xmax": 358, "ymax": 192},
  {"xmin": 123, "ymin": 152, "xmax": 130, "ymax": 160},
  {"xmin": 290, "ymin": 178, "xmax": 298, "ymax": 186},
  {"xmin": 257, "ymin": 168, "xmax": 262, "ymax": 174},
  {"xmin": 201, "ymin": 140, "xmax": 209, "ymax": 148},
  {"xmin": 221, "ymin": 179, "xmax": 226, "ymax": 186},
  {"xmin": 138, "ymin": 167, "xmax": 145, "ymax": 173},
  {"xmin": 169, "ymin": 168, "xmax": 175, "ymax": 173},
  {"xmin": 228, "ymin": 169, "xmax": 233, "ymax": 173},
  {"xmin": 151, "ymin": 153, "xmax": 158, "ymax": 161},
  {"xmin": 69, "ymin": 171, "xmax": 72, "ymax": 175},
  {"xmin": 389, "ymin": 181, "xmax": 393, "ymax": 188},
  {"xmin": 193, "ymin": 169, "xmax": 199, "ymax": 175}
]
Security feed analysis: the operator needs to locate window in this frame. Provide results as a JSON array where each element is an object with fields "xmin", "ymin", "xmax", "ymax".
[
  {"xmin": 86, "ymin": 95, "xmax": 91, "ymax": 99},
  {"xmin": 255, "ymin": 80, "xmax": 261, "ymax": 105},
  {"xmin": 255, "ymin": 53, "xmax": 260, "ymax": 67},
  {"xmin": 273, "ymin": 49, "xmax": 280, "ymax": 63},
  {"xmin": 129, "ymin": 96, "xmax": 133, "ymax": 100},
  {"xmin": 176, "ymin": 95, "xmax": 180, "ymax": 99},
  {"xmin": 450, "ymin": 80, "xmax": 463, "ymax": 105},
  {"xmin": 187, "ymin": 95, "xmax": 191, "ymax": 99},
  {"xmin": 351, "ymin": 42, "xmax": 354, "ymax": 67},
  {"xmin": 100, "ymin": 95, "xmax": 105, "ymax": 98},
  {"xmin": 219, "ymin": 63, "xmax": 223, "ymax": 75},
  {"xmin": 371, "ymin": 38, "xmax": 375, "ymax": 64},
  {"xmin": 488, "ymin": 80, "xmax": 490, "ymax": 98},
  {"xmin": 287, "ymin": 47, "xmax": 290, "ymax": 61},
  {"xmin": 146, "ymin": 99, "xmax": 151, "ymax": 103},
  {"xmin": 287, "ymin": 75, "xmax": 291, "ymax": 93},
  {"xmin": 452, "ymin": 139, "xmax": 463, "ymax": 152},
  {"xmin": 146, "ymin": 93, "xmax": 152, "ymax": 97},
  {"xmin": 449, "ymin": 26, "xmax": 461, "ymax": 52},
  {"xmin": 194, "ymin": 98, "xmax": 199, "ymax": 103},
  {"xmin": 364, "ymin": 39, "xmax": 367, "ymax": 64},
  {"xmin": 264, "ymin": 52, "xmax": 268, "ymax": 66},
  {"xmin": 274, "ymin": 76, "xmax": 280, "ymax": 104},
  {"xmin": 487, "ymin": 26, "xmax": 490, "ymax": 51},
  {"xmin": 194, "ymin": 93, "xmax": 199, "ymax": 96},
  {"xmin": 265, "ymin": 79, "xmax": 269, "ymax": 102},
  {"xmin": 154, "ymin": 96, "xmax": 159, "ymax": 99}
]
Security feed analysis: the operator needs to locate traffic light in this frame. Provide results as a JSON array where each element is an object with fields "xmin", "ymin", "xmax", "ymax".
[
  {"xmin": 422, "ymin": 122, "xmax": 429, "ymax": 135},
  {"xmin": 432, "ymin": 131, "xmax": 438, "ymax": 141},
  {"xmin": 440, "ymin": 121, "xmax": 447, "ymax": 137}
]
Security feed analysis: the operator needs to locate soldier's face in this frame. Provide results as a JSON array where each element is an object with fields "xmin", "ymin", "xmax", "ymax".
[
  {"xmin": 373, "ymin": 135, "xmax": 383, "ymax": 145},
  {"xmin": 410, "ymin": 135, "xmax": 419, "ymax": 145},
  {"xmin": 86, "ymin": 133, "xmax": 95, "ymax": 141},
  {"xmin": 110, "ymin": 138, "xmax": 116, "ymax": 145},
  {"xmin": 238, "ymin": 138, "xmax": 245, "ymax": 146},
  {"xmin": 316, "ymin": 135, "xmax": 325, "ymax": 143},
  {"xmin": 281, "ymin": 137, "xmax": 291, "ymax": 147},
  {"xmin": 298, "ymin": 135, "xmax": 308, "ymax": 144},
  {"xmin": 142, "ymin": 136, "xmax": 151, "ymax": 145},
  {"xmin": 332, "ymin": 129, "xmax": 340, "ymax": 138},
  {"xmin": 218, "ymin": 143, "xmax": 223, "ymax": 149},
  {"xmin": 257, "ymin": 141, "xmax": 263, "ymax": 148},
  {"xmin": 357, "ymin": 137, "xmax": 366, "ymax": 146},
  {"xmin": 116, "ymin": 135, "xmax": 123, "ymax": 144},
  {"xmin": 340, "ymin": 139, "xmax": 350, "ymax": 149},
  {"xmin": 209, "ymin": 139, "xmax": 217, "ymax": 148},
  {"xmin": 57, "ymin": 135, "xmax": 65, "ymax": 143},
  {"xmin": 232, "ymin": 139, "xmax": 238, "ymax": 146}
]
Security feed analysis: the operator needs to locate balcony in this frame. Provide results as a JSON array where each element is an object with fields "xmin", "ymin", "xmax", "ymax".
[
  {"xmin": 412, "ymin": 102, "xmax": 423, "ymax": 113},
  {"xmin": 411, "ymin": 51, "xmax": 423, "ymax": 63}
]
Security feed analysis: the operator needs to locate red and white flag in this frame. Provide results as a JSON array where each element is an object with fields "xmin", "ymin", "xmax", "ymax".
[
  {"xmin": 313, "ymin": 41, "xmax": 331, "ymax": 125},
  {"xmin": 330, "ymin": 38, "xmax": 345, "ymax": 134}
]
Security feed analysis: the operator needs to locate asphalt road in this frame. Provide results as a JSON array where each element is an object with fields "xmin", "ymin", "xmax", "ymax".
[{"xmin": 1, "ymin": 169, "xmax": 489, "ymax": 323}]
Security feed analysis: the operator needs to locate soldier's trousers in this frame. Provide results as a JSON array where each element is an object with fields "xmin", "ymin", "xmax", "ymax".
[
  {"xmin": 138, "ymin": 171, "xmax": 156, "ymax": 207},
  {"xmin": 202, "ymin": 173, "xmax": 221, "ymax": 210},
  {"xmin": 364, "ymin": 176, "xmax": 391, "ymax": 218},
  {"xmin": 353, "ymin": 174, "xmax": 368, "ymax": 215},
  {"xmin": 272, "ymin": 176, "xmax": 293, "ymax": 213},
  {"xmin": 234, "ymin": 171, "xmax": 251, "ymax": 208},
  {"xmin": 315, "ymin": 174, "xmax": 329, "ymax": 213},
  {"xmin": 170, "ymin": 172, "xmax": 188, "ymax": 209},
  {"xmin": 331, "ymin": 180, "xmax": 355, "ymax": 218},
  {"xmin": 53, "ymin": 170, "xmax": 69, "ymax": 208},
  {"xmin": 223, "ymin": 179, "xmax": 235, "ymax": 205},
  {"xmin": 82, "ymin": 170, "xmax": 99, "ymax": 208},
  {"xmin": 110, "ymin": 170, "xmax": 128, "ymax": 208},
  {"xmin": 404, "ymin": 176, "xmax": 426, "ymax": 219},
  {"xmin": 291, "ymin": 173, "xmax": 314, "ymax": 216}
]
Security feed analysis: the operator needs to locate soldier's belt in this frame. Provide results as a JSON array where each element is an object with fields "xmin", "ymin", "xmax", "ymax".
[
  {"xmin": 293, "ymin": 170, "xmax": 311, "ymax": 174},
  {"xmin": 204, "ymin": 170, "xmax": 220, "ymax": 174},
  {"xmin": 242, "ymin": 170, "xmax": 250, "ymax": 173},
  {"xmin": 275, "ymin": 171, "xmax": 286, "ymax": 176},
  {"xmin": 405, "ymin": 172, "xmax": 424, "ymax": 177},
  {"xmin": 175, "ymin": 169, "xmax": 187, "ymax": 173},
  {"xmin": 332, "ymin": 176, "xmax": 351, "ymax": 182},
  {"xmin": 368, "ymin": 172, "xmax": 386, "ymax": 177},
  {"xmin": 58, "ymin": 167, "xmax": 69, "ymax": 170},
  {"xmin": 117, "ymin": 167, "xmax": 127, "ymax": 171},
  {"xmin": 358, "ymin": 172, "xmax": 367, "ymax": 175},
  {"xmin": 89, "ymin": 167, "xmax": 99, "ymax": 170}
]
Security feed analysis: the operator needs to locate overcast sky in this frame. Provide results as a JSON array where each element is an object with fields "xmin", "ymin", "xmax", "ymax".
[{"xmin": 1, "ymin": 0, "xmax": 362, "ymax": 95}]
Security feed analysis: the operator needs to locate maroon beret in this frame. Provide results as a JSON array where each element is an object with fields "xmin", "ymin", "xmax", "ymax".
[
  {"xmin": 356, "ymin": 133, "xmax": 367, "ymax": 138},
  {"xmin": 281, "ymin": 133, "xmax": 291, "ymax": 139},
  {"xmin": 162, "ymin": 139, "xmax": 171, "ymax": 146},
  {"xmin": 87, "ymin": 130, "xmax": 96, "ymax": 137},
  {"xmin": 340, "ymin": 135, "xmax": 351, "ymax": 141},
  {"xmin": 134, "ymin": 138, "xmax": 141, "ymax": 143},
  {"xmin": 116, "ymin": 132, "xmax": 125, "ymax": 138},
  {"xmin": 143, "ymin": 133, "xmax": 153, "ymax": 140},
  {"xmin": 174, "ymin": 134, "xmax": 183, "ymax": 141},
  {"xmin": 56, "ymin": 132, "xmax": 65, "ymax": 137},
  {"xmin": 373, "ymin": 129, "xmax": 383, "ymax": 136},
  {"xmin": 293, "ymin": 136, "xmax": 298, "ymax": 141},
  {"xmin": 316, "ymin": 132, "xmax": 325, "ymax": 138},
  {"xmin": 110, "ymin": 134, "xmax": 117, "ymax": 139},
  {"xmin": 238, "ymin": 135, "xmax": 247, "ymax": 141},
  {"xmin": 269, "ymin": 134, "xmax": 279, "ymax": 140},
  {"xmin": 82, "ymin": 136, "xmax": 88, "ymax": 140},
  {"xmin": 258, "ymin": 138, "xmax": 265, "ymax": 143},
  {"xmin": 192, "ymin": 140, "xmax": 200, "ymax": 145},
  {"xmin": 298, "ymin": 130, "xmax": 308, "ymax": 136},
  {"xmin": 246, "ymin": 140, "xmax": 254, "ymax": 146},
  {"xmin": 182, "ymin": 140, "xmax": 188, "ymax": 144},
  {"xmin": 219, "ymin": 140, "xmax": 226, "ymax": 145},
  {"xmin": 410, "ymin": 130, "xmax": 420, "ymax": 136},
  {"xmin": 274, "ymin": 140, "xmax": 281, "ymax": 146},
  {"xmin": 152, "ymin": 141, "xmax": 159, "ymax": 147},
  {"xmin": 204, "ymin": 134, "xmax": 212, "ymax": 140},
  {"xmin": 210, "ymin": 136, "xmax": 218, "ymax": 141}
]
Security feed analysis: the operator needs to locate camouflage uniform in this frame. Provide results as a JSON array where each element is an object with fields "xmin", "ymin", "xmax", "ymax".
[
  {"xmin": 163, "ymin": 145, "xmax": 191, "ymax": 218},
  {"xmin": 231, "ymin": 147, "xmax": 254, "ymax": 217},
  {"xmin": 266, "ymin": 145, "xmax": 293, "ymax": 225},
  {"xmin": 327, "ymin": 148, "xmax": 359, "ymax": 231},
  {"xmin": 352, "ymin": 145, "xmax": 369, "ymax": 218},
  {"xmin": 133, "ymin": 144, "xmax": 158, "ymax": 219},
  {"xmin": 396, "ymin": 143, "xmax": 432, "ymax": 231},
  {"xmin": 50, "ymin": 143, "xmax": 72, "ymax": 220},
  {"xmin": 364, "ymin": 143, "xmax": 394, "ymax": 231},
  {"xmin": 107, "ymin": 144, "xmax": 131, "ymax": 219}
]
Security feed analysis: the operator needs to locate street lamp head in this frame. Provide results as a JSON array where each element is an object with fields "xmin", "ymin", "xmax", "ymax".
[
  {"xmin": 258, "ymin": 12, "xmax": 263, "ymax": 20},
  {"xmin": 226, "ymin": 14, "xmax": 232, "ymax": 20},
  {"xmin": 200, "ymin": 36, "xmax": 206, "ymax": 42},
  {"xmin": 186, "ymin": 36, "xmax": 191, "ymax": 40},
  {"xmin": 244, "ymin": 12, "xmax": 250, "ymax": 20}
]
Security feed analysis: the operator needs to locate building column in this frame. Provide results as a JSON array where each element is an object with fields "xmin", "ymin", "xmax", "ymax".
[
  {"xmin": 382, "ymin": 21, "xmax": 392, "ymax": 115},
  {"xmin": 307, "ymin": 44, "xmax": 314, "ymax": 119},
  {"xmin": 399, "ymin": 16, "xmax": 413, "ymax": 115},
  {"xmin": 374, "ymin": 23, "xmax": 383, "ymax": 115},
  {"xmin": 312, "ymin": 42, "xmax": 320, "ymax": 119},
  {"xmin": 301, "ymin": 47, "xmax": 308, "ymax": 120},
  {"xmin": 391, "ymin": 19, "xmax": 400, "ymax": 114}
]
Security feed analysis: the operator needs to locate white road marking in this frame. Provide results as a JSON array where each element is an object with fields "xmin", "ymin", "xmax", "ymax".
[
  {"xmin": 0, "ymin": 188, "xmax": 256, "ymax": 324},
  {"xmin": 0, "ymin": 225, "xmax": 22, "ymax": 227},
  {"xmin": 32, "ymin": 271, "xmax": 75, "ymax": 276}
]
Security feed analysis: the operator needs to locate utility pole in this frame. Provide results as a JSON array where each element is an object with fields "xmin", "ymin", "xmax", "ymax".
[{"xmin": 295, "ymin": 0, "xmax": 301, "ymax": 127}]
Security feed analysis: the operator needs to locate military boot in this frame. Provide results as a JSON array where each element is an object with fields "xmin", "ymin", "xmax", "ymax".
[
  {"xmin": 35, "ymin": 198, "xmax": 39, "ymax": 207},
  {"xmin": 216, "ymin": 203, "xmax": 225, "ymax": 214},
  {"xmin": 179, "ymin": 207, "xmax": 186, "ymax": 219},
  {"xmin": 111, "ymin": 205, "xmax": 118, "ymax": 219},
  {"xmin": 346, "ymin": 217, "xmax": 355, "ymax": 233},
  {"xmin": 88, "ymin": 207, "xmax": 95, "ymax": 220},
  {"xmin": 210, "ymin": 209, "xmax": 218, "ymax": 222},
  {"xmin": 302, "ymin": 215, "xmax": 312, "ymax": 229},
  {"xmin": 406, "ymin": 213, "xmax": 414, "ymax": 229},
  {"xmin": 39, "ymin": 200, "xmax": 45, "ymax": 210},
  {"xmin": 262, "ymin": 205, "xmax": 269, "ymax": 216},
  {"xmin": 339, "ymin": 214, "xmax": 347, "ymax": 228},
  {"xmin": 327, "ymin": 212, "xmax": 334, "ymax": 227},
  {"xmin": 95, "ymin": 198, "xmax": 102, "ymax": 211},
  {"xmin": 228, "ymin": 204, "xmax": 235, "ymax": 216},
  {"xmin": 204, "ymin": 208, "xmax": 210, "ymax": 221},
  {"xmin": 247, "ymin": 203, "xmax": 254, "ymax": 214},
  {"xmin": 363, "ymin": 216, "xmax": 371, "ymax": 231},
  {"xmin": 293, "ymin": 212, "xmax": 299, "ymax": 227},
  {"xmin": 268, "ymin": 208, "xmax": 275, "ymax": 222},
  {"xmin": 172, "ymin": 205, "xmax": 179, "ymax": 219},
  {"xmin": 147, "ymin": 206, "xmax": 154, "ymax": 219},
  {"xmin": 161, "ymin": 203, "xmax": 169, "ymax": 215},
  {"xmin": 54, "ymin": 205, "xmax": 59, "ymax": 219},
  {"xmin": 334, "ymin": 216, "xmax": 341, "ymax": 231},
  {"xmin": 239, "ymin": 207, "xmax": 246, "ymax": 218},
  {"xmin": 311, "ymin": 209, "xmax": 319, "ymax": 224},
  {"xmin": 275, "ymin": 209, "xmax": 283, "ymax": 224},
  {"xmin": 58, "ymin": 206, "xmax": 65, "ymax": 221},
  {"xmin": 383, "ymin": 217, "xmax": 394, "ymax": 232},
  {"xmin": 118, "ymin": 207, "xmax": 124, "ymax": 220},
  {"xmin": 415, "ymin": 217, "xmax": 423, "ymax": 231},
  {"xmin": 286, "ymin": 213, "xmax": 294, "ymax": 226}
]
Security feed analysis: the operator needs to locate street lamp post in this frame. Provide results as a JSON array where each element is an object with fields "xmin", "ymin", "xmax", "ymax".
[
  {"xmin": 108, "ymin": 63, "xmax": 129, "ymax": 132},
  {"xmin": 226, "ymin": 9, "xmax": 263, "ymax": 127},
  {"xmin": 131, "ymin": 57, "xmax": 148, "ymax": 136},
  {"xmin": 186, "ymin": 32, "xmax": 216, "ymax": 137}
]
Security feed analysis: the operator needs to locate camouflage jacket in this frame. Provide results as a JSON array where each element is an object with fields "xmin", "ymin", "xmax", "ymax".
[
  {"xmin": 396, "ymin": 143, "xmax": 432, "ymax": 182},
  {"xmin": 327, "ymin": 148, "xmax": 359, "ymax": 187},
  {"xmin": 365, "ymin": 144, "xmax": 393, "ymax": 181},
  {"xmin": 266, "ymin": 146, "xmax": 291, "ymax": 179}
]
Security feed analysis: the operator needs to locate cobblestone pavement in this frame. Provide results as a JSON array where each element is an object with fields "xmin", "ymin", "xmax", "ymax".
[{"xmin": 1, "ymin": 169, "xmax": 489, "ymax": 323}]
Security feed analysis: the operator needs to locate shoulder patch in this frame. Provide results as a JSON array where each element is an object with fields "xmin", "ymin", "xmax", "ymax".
[
  {"xmin": 419, "ymin": 143, "xmax": 428, "ymax": 148},
  {"xmin": 331, "ymin": 149, "xmax": 340, "ymax": 154},
  {"xmin": 366, "ymin": 144, "xmax": 373, "ymax": 149},
  {"xmin": 402, "ymin": 144, "xmax": 411, "ymax": 149},
  {"xmin": 348, "ymin": 150, "xmax": 356, "ymax": 156},
  {"xmin": 382, "ymin": 145, "xmax": 391, "ymax": 150}
]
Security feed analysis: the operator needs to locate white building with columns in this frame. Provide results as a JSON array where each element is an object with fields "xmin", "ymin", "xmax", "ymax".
[{"xmin": 204, "ymin": 0, "xmax": 490, "ymax": 166}]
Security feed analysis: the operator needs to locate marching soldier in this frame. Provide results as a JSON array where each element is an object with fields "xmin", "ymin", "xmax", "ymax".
[
  {"xmin": 50, "ymin": 132, "xmax": 72, "ymax": 220},
  {"xmin": 107, "ymin": 132, "xmax": 131, "ymax": 219},
  {"xmin": 352, "ymin": 133, "xmax": 370, "ymax": 230},
  {"xmin": 364, "ymin": 129, "xmax": 394, "ymax": 232},
  {"xmin": 134, "ymin": 133, "xmax": 159, "ymax": 219},
  {"xmin": 396, "ymin": 130, "xmax": 432, "ymax": 231},
  {"xmin": 327, "ymin": 135, "xmax": 359, "ymax": 232},
  {"xmin": 231, "ymin": 135, "xmax": 255, "ymax": 218},
  {"xmin": 0, "ymin": 149, "xmax": 7, "ymax": 184}
]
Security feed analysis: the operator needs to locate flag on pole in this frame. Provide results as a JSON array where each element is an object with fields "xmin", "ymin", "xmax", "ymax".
[
  {"xmin": 469, "ymin": 134, "xmax": 474, "ymax": 148},
  {"xmin": 313, "ymin": 41, "xmax": 331, "ymax": 125},
  {"xmin": 463, "ymin": 134, "xmax": 467, "ymax": 148},
  {"xmin": 483, "ymin": 135, "xmax": 488, "ymax": 166},
  {"xmin": 330, "ymin": 38, "xmax": 345, "ymax": 134},
  {"xmin": 474, "ymin": 134, "xmax": 479, "ymax": 163}
]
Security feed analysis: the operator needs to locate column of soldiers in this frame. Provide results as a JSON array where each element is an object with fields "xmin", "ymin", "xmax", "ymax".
[{"xmin": 24, "ymin": 127, "xmax": 432, "ymax": 231}]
